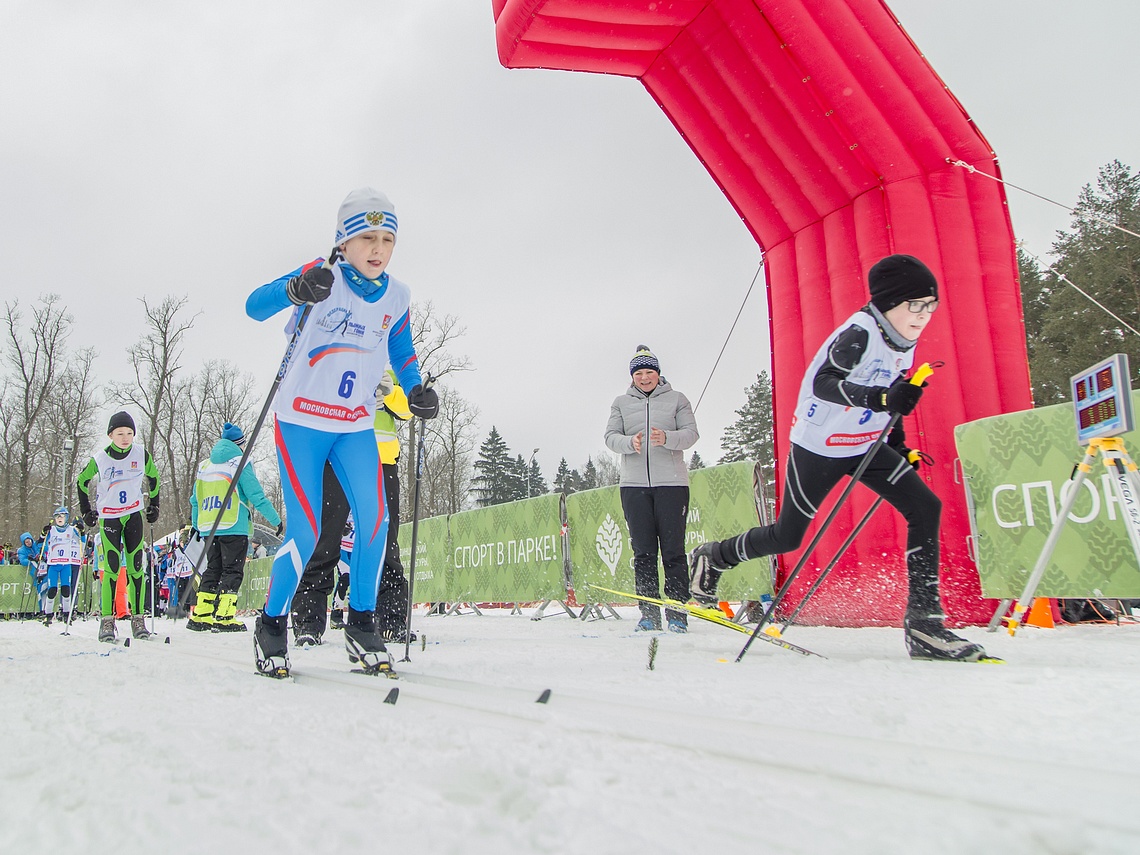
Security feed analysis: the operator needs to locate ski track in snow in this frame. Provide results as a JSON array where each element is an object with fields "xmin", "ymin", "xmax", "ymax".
[{"xmin": 2, "ymin": 608, "xmax": 1139, "ymax": 855}]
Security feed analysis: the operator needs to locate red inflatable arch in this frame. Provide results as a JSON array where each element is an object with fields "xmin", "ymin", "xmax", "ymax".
[{"xmin": 493, "ymin": 0, "xmax": 1033, "ymax": 625}]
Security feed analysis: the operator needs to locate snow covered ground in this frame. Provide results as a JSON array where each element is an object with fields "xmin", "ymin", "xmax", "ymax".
[{"xmin": 3, "ymin": 606, "xmax": 1139, "ymax": 855}]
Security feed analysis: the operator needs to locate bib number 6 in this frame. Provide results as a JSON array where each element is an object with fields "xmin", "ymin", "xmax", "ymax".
[{"xmin": 338, "ymin": 370, "xmax": 356, "ymax": 399}]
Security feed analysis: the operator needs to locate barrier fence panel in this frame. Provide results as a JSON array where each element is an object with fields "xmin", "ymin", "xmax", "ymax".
[
  {"xmin": 398, "ymin": 513, "xmax": 451, "ymax": 603},
  {"xmin": 566, "ymin": 462, "xmax": 774, "ymax": 602},
  {"xmin": 0, "ymin": 564, "xmax": 102, "ymax": 616},
  {"xmin": 448, "ymin": 493, "xmax": 564, "ymax": 602},
  {"xmin": 955, "ymin": 394, "xmax": 1140, "ymax": 599},
  {"xmin": 236, "ymin": 557, "xmax": 273, "ymax": 611},
  {"xmin": 686, "ymin": 462, "xmax": 774, "ymax": 601}
]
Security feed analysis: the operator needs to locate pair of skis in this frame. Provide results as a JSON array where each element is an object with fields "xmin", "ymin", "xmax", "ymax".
[{"xmin": 588, "ymin": 584, "xmax": 824, "ymax": 658}]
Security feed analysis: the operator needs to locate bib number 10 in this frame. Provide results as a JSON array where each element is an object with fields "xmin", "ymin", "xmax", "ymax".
[{"xmin": 338, "ymin": 371, "xmax": 356, "ymax": 399}]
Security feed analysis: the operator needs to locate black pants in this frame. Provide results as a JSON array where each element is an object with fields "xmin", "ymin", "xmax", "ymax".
[
  {"xmin": 620, "ymin": 485, "xmax": 690, "ymax": 619},
  {"xmin": 200, "ymin": 535, "xmax": 249, "ymax": 594},
  {"xmin": 716, "ymin": 443, "xmax": 943, "ymax": 619},
  {"xmin": 292, "ymin": 461, "xmax": 407, "ymax": 634}
]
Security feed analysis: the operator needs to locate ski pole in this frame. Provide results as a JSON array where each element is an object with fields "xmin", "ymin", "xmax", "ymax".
[
  {"xmin": 776, "ymin": 497, "xmax": 884, "ymax": 634},
  {"xmin": 773, "ymin": 450, "xmax": 931, "ymax": 635},
  {"xmin": 401, "ymin": 374, "xmax": 435, "ymax": 663},
  {"xmin": 736, "ymin": 362, "xmax": 935, "ymax": 662},
  {"xmin": 184, "ymin": 249, "xmax": 341, "ymax": 623}
]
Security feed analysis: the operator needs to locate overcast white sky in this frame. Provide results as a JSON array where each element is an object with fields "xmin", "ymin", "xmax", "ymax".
[{"xmin": 2, "ymin": 1, "xmax": 1137, "ymax": 481}]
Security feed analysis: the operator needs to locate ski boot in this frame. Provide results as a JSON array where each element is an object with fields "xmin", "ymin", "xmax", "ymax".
[
  {"xmin": 344, "ymin": 609, "xmax": 395, "ymax": 677},
  {"xmin": 254, "ymin": 612, "xmax": 291, "ymax": 678},
  {"xmin": 294, "ymin": 629, "xmax": 322, "ymax": 648},
  {"xmin": 212, "ymin": 592, "xmax": 247, "ymax": 633},
  {"xmin": 904, "ymin": 616, "xmax": 987, "ymax": 662},
  {"xmin": 42, "ymin": 612, "xmax": 54, "ymax": 627},
  {"xmin": 689, "ymin": 543, "xmax": 727, "ymax": 606},
  {"xmin": 379, "ymin": 625, "xmax": 417, "ymax": 644},
  {"xmin": 98, "ymin": 616, "xmax": 117, "ymax": 643},
  {"xmin": 131, "ymin": 615, "xmax": 153, "ymax": 640},
  {"xmin": 329, "ymin": 609, "xmax": 345, "ymax": 630},
  {"xmin": 666, "ymin": 613, "xmax": 688, "ymax": 634},
  {"xmin": 187, "ymin": 591, "xmax": 217, "ymax": 632},
  {"xmin": 635, "ymin": 607, "xmax": 662, "ymax": 632}
]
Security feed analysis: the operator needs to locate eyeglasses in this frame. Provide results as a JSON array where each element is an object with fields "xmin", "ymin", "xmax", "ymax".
[{"xmin": 906, "ymin": 299, "xmax": 939, "ymax": 314}]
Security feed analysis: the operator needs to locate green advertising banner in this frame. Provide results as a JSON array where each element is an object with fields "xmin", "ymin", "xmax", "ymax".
[
  {"xmin": 0, "ymin": 564, "xmax": 100, "ymax": 615},
  {"xmin": 236, "ymin": 557, "xmax": 272, "ymax": 611},
  {"xmin": 567, "ymin": 462, "xmax": 774, "ymax": 602},
  {"xmin": 955, "ymin": 393, "xmax": 1140, "ymax": 598},
  {"xmin": 397, "ymin": 513, "xmax": 451, "ymax": 603},
  {"xmin": 447, "ymin": 493, "xmax": 564, "ymax": 602},
  {"xmin": 687, "ymin": 462, "xmax": 774, "ymax": 601}
]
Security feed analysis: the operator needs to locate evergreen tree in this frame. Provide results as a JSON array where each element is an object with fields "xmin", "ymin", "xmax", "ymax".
[
  {"xmin": 552, "ymin": 457, "xmax": 573, "ymax": 496},
  {"xmin": 1025, "ymin": 160, "xmax": 1140, "ymax": 404},
  {"xmin": 507, "ymin": 454, "xmax": 528, "ymax": 502},
  {"xmin": 526, "ymin": 455, "xmax": 547, "ymax": 497},
  {"xmin": 470, "ymin": 426, "xmax": 515, "ymax": 506},
  {"xmin": 718, "ymin": 371, "xmax": 775, "ymax": 468},
  {"xmin": 580, "ymin": 457, "xmax": 599, "ymax": 491},
  {"xmin": 689, "ymin": 450, "xmax": 706, "ymax": 470}
]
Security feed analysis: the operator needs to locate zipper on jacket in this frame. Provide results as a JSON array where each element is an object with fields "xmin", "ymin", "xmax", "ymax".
[{"xmin": 644, "ymin": 395, "xmax": 652, "ymax": 487}]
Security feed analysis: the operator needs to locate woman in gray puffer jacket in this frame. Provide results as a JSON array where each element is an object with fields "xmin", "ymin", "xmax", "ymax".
[{"xmin": 604, "ymin": 346, "xmax": 699, "ymax": 632}]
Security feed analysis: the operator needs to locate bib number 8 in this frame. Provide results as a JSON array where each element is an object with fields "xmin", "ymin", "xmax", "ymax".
[
  {"xmin": 338, "ymin": 371, "xmax": 356, "ymax": 399},
  {"xmin": 119, "ymin": 490, "xmax": 127, "ymax": 504}
]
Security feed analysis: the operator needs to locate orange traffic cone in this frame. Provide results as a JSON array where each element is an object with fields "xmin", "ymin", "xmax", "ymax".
[
  {"xmin": 115, "ymin": 569, "xmax": 129, "ymax": 618},
  {"xmin": 1025, "ymin": 597, "xmax": 1055, "ymax": 629}
]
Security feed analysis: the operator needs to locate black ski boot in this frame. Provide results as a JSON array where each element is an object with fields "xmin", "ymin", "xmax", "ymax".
[
  {"xmin": 904, "ymin": 616, "xmax": 987, "ymax": 662},
  {"xmin": 254, "ymin": 612, "xmax": 291, "ymax": 678},
  {"xmin": 329, "ymin": 609, "xmax": 345, "ymax": 630},
  {"xmin": 689, "ymin": 543, "xmax": 727, "ymax": 606},
  {"xmin": 344, "ymin": 608, "xmax": 395, "ymax": 676}
]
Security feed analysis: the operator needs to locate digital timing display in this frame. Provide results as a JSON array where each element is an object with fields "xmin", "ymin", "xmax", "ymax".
[{"xmin": 1070, "ymin": 354, "xmax": 1134, "ymax": 445}]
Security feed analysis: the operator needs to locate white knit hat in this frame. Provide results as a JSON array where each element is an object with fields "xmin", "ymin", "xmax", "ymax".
[{"xmin": 335, "ymin": 187, "xmax": 398, "ymax": 246}]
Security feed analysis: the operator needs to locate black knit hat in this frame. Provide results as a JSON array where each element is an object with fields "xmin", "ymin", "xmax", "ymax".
[
  {"xmin": 629, "ymin": 345, "xmax": 660, "ymax": 375},
  {"xmin": 868, "ymin": 254, "xmax": 939, "ymax": 313},
  {"xmin": 107, "ymin": 411, "xmax": 135, "ymax": 435}
]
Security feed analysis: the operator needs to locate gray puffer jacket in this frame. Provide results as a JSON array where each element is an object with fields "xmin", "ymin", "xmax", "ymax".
[{"xmin": 605, "ymin": 379, "xmax": 699, "ymax": 488}]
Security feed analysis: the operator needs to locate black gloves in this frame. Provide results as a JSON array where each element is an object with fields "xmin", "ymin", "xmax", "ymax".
[
  {"xmin": 83, "ymin": 509, "xmax": 99, "ymax": 528},
  {"xmin": 407, "ymin": 384, "xmax": 439, "ymax": 419},
  {"xmin": 871, "ymin": 375, "xmax": 925, "ymax": 415},
  {"xmin": 275, "ymin": 522, "xmax": 285, "ymax": 538},
  {"xmin": 286, "ymin": 266, "xmax": 334, "ymax": 305},
  {"xmin": 145, "ymin": 502, "xmax": 160, "ymax": 524}
]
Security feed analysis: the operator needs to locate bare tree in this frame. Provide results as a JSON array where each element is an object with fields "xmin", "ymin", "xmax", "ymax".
[
  {"xmin": 106, "ymin": 295, "xmax": 199, "ymax": 531},
  {"xmin": 408, "ymin": 384, "xmax": 480, "ymax": 518},
  {"xmin": 3, "ymin": 295, "xmax": 72, "ymax": 530},
  {"xmin": 170, "ymin": 359, "xmax": 259, "ymax": 527},
  {"xmin": 47, "ymin": 346, "xmax": 102, "ymax": 513},
  {"xmin": 404, "ymin": 300, "xmax": 472, "ymax": 492}
]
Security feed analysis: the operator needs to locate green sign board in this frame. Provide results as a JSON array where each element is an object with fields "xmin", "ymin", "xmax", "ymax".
[
  {"xmin": 955, "ymin": 393, "xmax": 1140, "ymax": 598},
  {"xmin": 397, "ymin": 514, "xmax": 451, "ymax": 603},
  {"xmin": 566, "ymin": 462, "xmax": 773, "ymax": 602},
  {"xmin": 447, "ymin": 493, "xmax": 564, "ymax": 601}
]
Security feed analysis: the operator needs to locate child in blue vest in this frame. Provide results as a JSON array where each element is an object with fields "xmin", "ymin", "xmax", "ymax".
[{"xmin": 245, "ymin": 187, "xmax": 437, "ymax": 677}]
